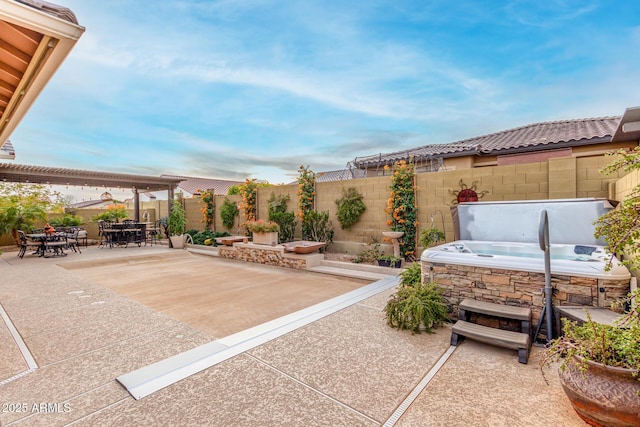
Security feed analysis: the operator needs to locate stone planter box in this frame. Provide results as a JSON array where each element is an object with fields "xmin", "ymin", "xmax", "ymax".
[{"xmin": 252, "ymin": 231, "xmax": 278, "ymax": 246}]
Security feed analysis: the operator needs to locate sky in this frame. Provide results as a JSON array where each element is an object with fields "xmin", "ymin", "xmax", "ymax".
[{"xmin": 9, "ymin": 0, "xmax": 640, "ymax": 201}]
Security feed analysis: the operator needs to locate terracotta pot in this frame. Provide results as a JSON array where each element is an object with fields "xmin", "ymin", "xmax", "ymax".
[{"xmin": 558, "ymin": 356, "xmax": 640, "ymax": 426}]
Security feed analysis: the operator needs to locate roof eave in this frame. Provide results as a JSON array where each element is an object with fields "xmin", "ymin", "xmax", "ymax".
[
  {"xmin": 611, "ymin": 106, "xmax": 640, "ymax": 144},
  {"xmin": 478, "ymin": 136, "xmax": 613, "ymax": 157},
  {"xmin": 0, "ymin": 0, "xmax": 85, "ymax": 151}
]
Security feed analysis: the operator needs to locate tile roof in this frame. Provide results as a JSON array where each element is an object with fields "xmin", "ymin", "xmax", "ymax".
[
  {"xmin": 354, "ymin": 116, "xmax": 621, "ymax": 168},
  {"xmin": 0, "ymin": 140, "xmax": 15, "ymax": 159},
  {"xmin": 316, "ymin": 168, "xmax": 367, "ymax": 182},
  {"xmin": 69, "ymin": 199, "xmax": 108, "ymax": 209},
  {"xmin": 285, "ymin": 168, "xmax": 368, "ymax": 185},
  {"xmin": 161, "ymin": 175, "xmax": 244, "ymax": 196},
  {"xmin": 16, "ymin": 0, "xmax": 79, "ymax": 24}
]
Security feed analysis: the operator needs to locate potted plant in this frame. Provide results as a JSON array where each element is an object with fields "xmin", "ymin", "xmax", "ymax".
[
  {"xmin": 377, "ymin": 254, "xmax": 402, "ymax": 268},
  {"xmin": 539, "ymin": 148, "xmax": 640, "ymax": 426},
  {"xmin": 168, "ymin": 200, "xmax": 186, "ymax": 249},
  {"xmin": 246, "ymin": 219, "xmax": 280, "ymax": 245},
  {"xmin": 540, "ymin": 291, "xmax": 639, "ymax": 426},
  {"xmin": 384, "ymin": 262, "xmax": 449, "ymax": 334},
  {"xmin": 420, "ymin": 226, "xmax": 445, "ymax": 248}
]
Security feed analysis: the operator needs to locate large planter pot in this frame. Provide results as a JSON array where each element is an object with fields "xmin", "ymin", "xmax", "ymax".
[
  {"xmin": 558, "ymin": 356, "xmax": 640, "ymax": 426},
  {"xmin": 252, "ymin": 231, "xmax": 278, "ymax": 246},
  {"xmin": 169, "ymin": 234, "xmax": 185, "ymax": 249}
]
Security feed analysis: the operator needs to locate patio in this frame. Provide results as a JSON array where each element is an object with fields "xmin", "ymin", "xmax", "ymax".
[{"xmin": 0, "ymin": 246, "xmax": 584, "ymax": 426}]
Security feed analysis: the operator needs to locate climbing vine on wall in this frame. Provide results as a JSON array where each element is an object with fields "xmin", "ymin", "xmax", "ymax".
[
  {"xmin": 220, "ymin": 198, "xmax": 239, "ymax": 229},
  {"xmin": 335, "ymin": 187, "xmax": 366, "ymax": 230},
  {"xmin": 385, "ymin": 160, "xmax": 418, "ymax": 261},
  {"xmin": 198, "ymin": 189, "xmax": 215, "ymax": 230},
  {"xmin": 238, "ymin": 178, "xmax": 258, "ymax": 226},
  {"xmin": 297, "ymin": 165, "xmax": 316, "ymax": 239}
]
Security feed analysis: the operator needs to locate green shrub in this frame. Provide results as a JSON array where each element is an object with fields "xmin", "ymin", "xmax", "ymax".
[
  {"xmin": 400, "ymin": 262, "xmax": 422, "ymax": 286},
  {"xmin": 187, "ymin": 229, "xmax": 230, "ymax": 245},
  {"xmin": 304, "ymin": 210, "xmax": 334, "ymax": 248},
  {"xmin": 335, "ymin": 187, "xmax": 366, "ymax": 230},
  {"xmin": 270, "ymin": 211, "xmax": 297, "ymax": 243},
  {"xmin": 385, "ymin": 263, "xmax": 448, "ymax": 334},
  {"xmin": 49, "ymin": 214, "xmax": 83, "ymax": 227},
  {"xmin": 355, "ymin": 241, "xmax": 382, "ymax": 264},
  {"xmin": 267, "ymin": 193, "xmax": 297, "ymax": 242},
  {"xmin": 220, "ymin": 198, "xmax": 238, "ymax": 229}
]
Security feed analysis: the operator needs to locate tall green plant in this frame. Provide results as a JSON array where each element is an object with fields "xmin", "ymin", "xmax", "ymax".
[
  {"xmin": 168, "ymin": 199, "xmax": 186, "ymax": 236},
  {"xmin": 0, "ymin": 183, "xmax": 60, "ymax": 245},
  {"xmin": 335, "ymin": 187, "xmax": 366, "ymax": 230},
  {"xmin": 385, "ymin": 160, "xmax": 418, "ymax": 261}
]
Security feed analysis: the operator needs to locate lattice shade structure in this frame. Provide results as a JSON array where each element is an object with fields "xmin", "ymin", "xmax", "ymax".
[{"xmin": 0, "ymin": 162, "xmax": 184, "ymax": 192}]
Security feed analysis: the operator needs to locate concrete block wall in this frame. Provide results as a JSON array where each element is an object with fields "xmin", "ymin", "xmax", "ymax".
[
  {"xmin": 181, "ymin": 195, "xmax": 246, "ymax": 235},
  {"xmin": 0, "ymin": 154, "xmax": 628, "ymax": 251}
]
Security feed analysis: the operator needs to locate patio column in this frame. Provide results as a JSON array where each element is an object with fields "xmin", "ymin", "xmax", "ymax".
[
  {"xmin": 168, "ymin": 187, "xmax": 174, "ymax": 218},
  {"xmin": 133, "ymin": 188, "xmax": 140, "ymax": 222}
]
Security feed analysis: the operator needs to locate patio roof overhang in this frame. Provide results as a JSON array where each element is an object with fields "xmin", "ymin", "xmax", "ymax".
[
  {"xmin": 611, "ymin": 106, "xmax": 640, "ymax": 144},
  {"xmin": 0, "ymin": 162, "xmax": 184, "ymax": 192},
  {"xmin": 0, "ymin": 0, "xmax": 85, "ymax": 157}
]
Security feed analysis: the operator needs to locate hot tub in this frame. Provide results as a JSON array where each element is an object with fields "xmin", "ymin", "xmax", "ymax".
[{"xmin": 421, "ymin": 240, "xmax": 630, "ymax": 280}]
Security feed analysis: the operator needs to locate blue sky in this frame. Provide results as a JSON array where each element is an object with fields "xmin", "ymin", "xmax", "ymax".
[{"xmin": 10, "ymin": 0, "xmax": 640, "ymax": 192}]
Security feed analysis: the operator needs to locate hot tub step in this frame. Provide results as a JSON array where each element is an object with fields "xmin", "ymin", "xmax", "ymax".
[
  {"xmin": 459, "ymin": 298, "xmax": 532, "ymax": 335},
  {"xmin": 451, "ymin": 320, "xmax": 531, "ymax": 364}
]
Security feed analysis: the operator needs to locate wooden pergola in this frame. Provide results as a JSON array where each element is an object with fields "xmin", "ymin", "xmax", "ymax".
[{"xmin": 0, "ymin": 162, "xmax": 184, "ymax": 221}]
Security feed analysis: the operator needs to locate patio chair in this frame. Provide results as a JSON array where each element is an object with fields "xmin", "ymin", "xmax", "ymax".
[
  {"xmin": 146, "ymin": 220, "xmax": 161, "ymax": 246},
  {"xmin": 17, "ymin": 230, "xmax": 42, "ymax": 258},
  {"xmin": 98, "ymin": 220, "xmax": 111, "ymax": 248},
  {"xmin": 67, "ymin": 228, "xmax": 82, "ymax": 253},
  {"xmin": 43, "ymin": 232, "xmax": 68, "ymax": 257},
  {"xmin": 77, "ymin": 229, "xmax": 88, "ymax": 247}
]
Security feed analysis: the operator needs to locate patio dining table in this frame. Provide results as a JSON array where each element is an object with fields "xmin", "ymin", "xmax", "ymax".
[
  {"xmin": 25, "ymin": 232, "xmax": 68, "ymax": 257},
  {"xmin": 101, "ymin": 223, "xmax": 146, "ymax": 248}
]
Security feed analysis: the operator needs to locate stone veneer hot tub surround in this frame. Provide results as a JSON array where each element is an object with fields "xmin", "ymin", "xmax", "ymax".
[
  {"xmin": 218, "ymin": 242, "xmax": 323, "ymax": 270},
  {"xmin": 421, "ymin": 240, "xmax": 631, "ymax": 327}
]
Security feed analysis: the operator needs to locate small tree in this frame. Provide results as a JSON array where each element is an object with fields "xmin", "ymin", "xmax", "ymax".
[{"xmin": 0, "ymin": 183, "xmax": 61, "ymax": 245}]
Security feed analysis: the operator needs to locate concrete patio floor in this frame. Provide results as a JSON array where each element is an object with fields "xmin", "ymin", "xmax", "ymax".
[{"xmin": 0, "ymin": 245, "xmax": 585, "ymax": 426}]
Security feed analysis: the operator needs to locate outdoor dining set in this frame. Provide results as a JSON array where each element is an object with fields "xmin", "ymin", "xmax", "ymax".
[
  {"xmin": 17, "ymin": 227, "xmax": 86, "ymax": 258},
  {"xmin": 98, "ymin": 220, "xmax": 161, "ymax": 248}
]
